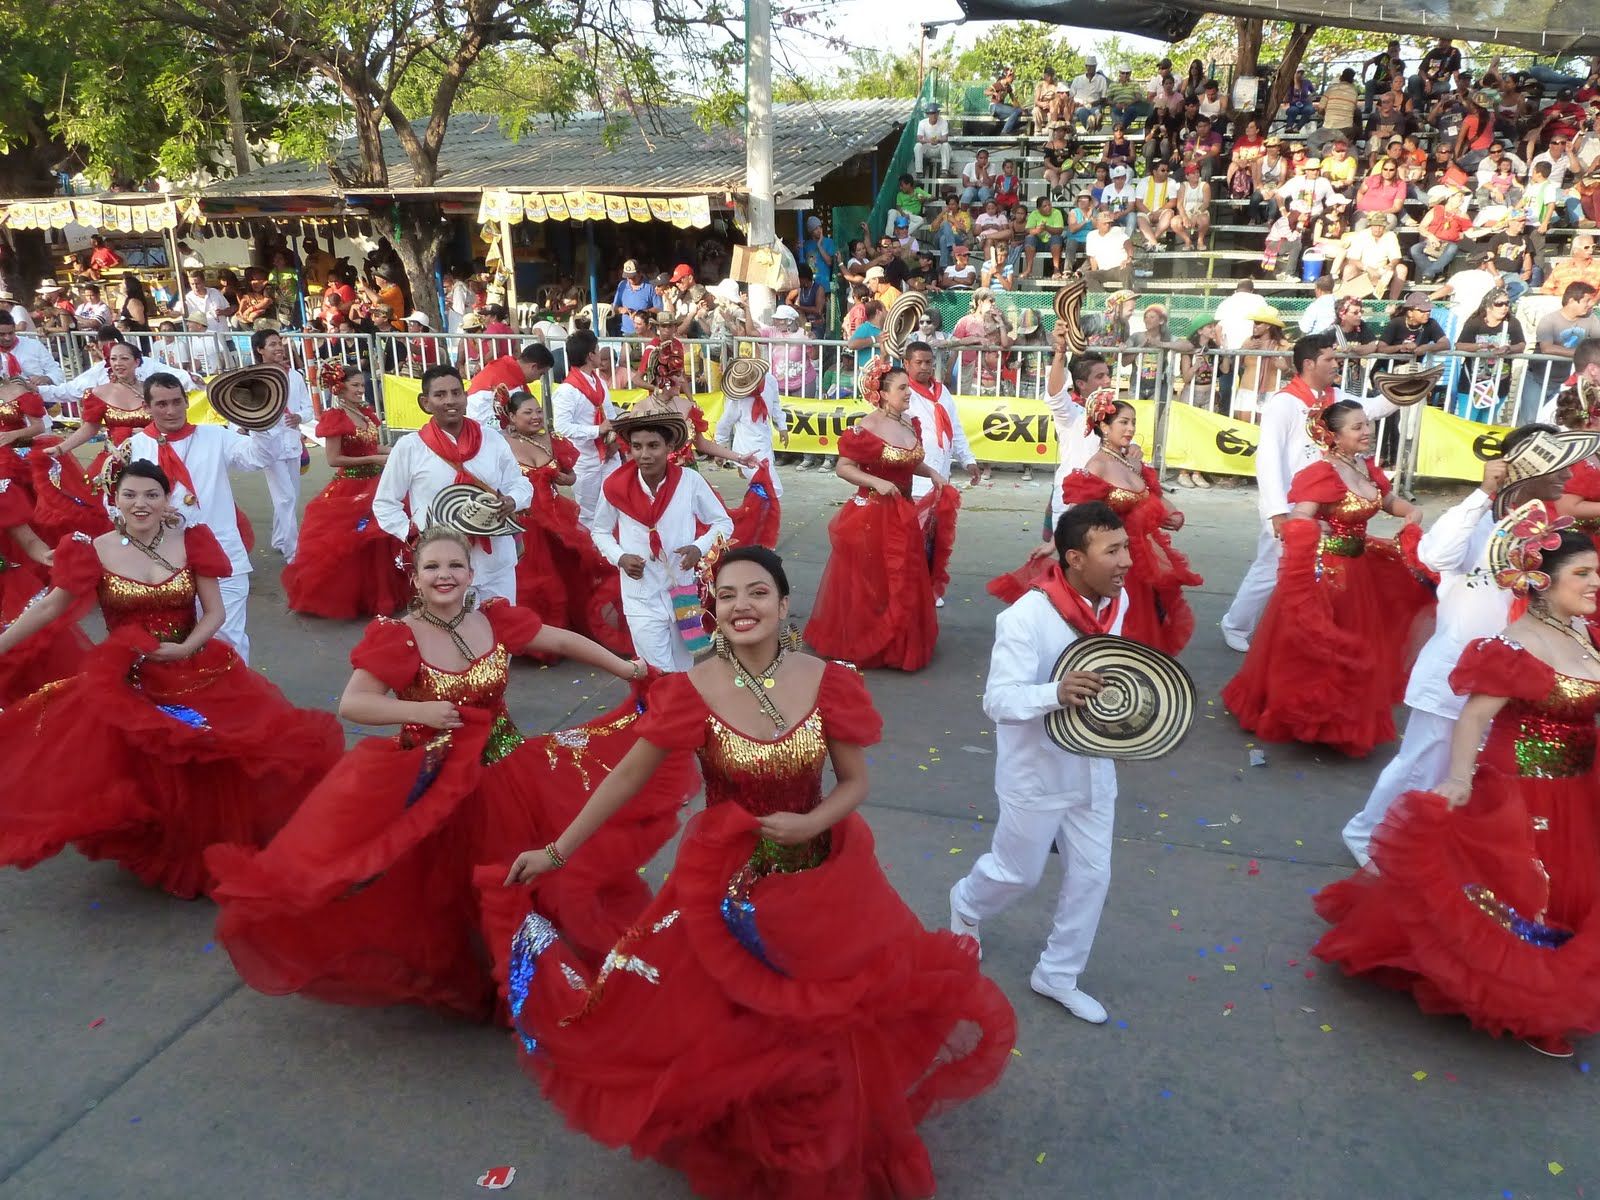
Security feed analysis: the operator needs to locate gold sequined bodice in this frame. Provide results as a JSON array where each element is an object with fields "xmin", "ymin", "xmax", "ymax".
[
  {"xmin": 1485, "ymin": 667, "xmax": 1600, "ymax": 780},
  {"xmin": 396, "ymin": 645, "xmax": 523, "ymax": 763},
  {"xmin": 702, "ymin": 707, "xmax": 831, "ymax": 873},
  {"xmin": 1105, "ymin": 483, "xmax": 1149, "ymax": 511},
  {"xmin": 334, "ymin": 423, "xmax": 383, "ymax": 479},
  {"xmin": 100, "ymin": 406, "xmax": 150, "ymax": 445},
  {"xmin": 97, "ymin": 567, "xmax": 199, "ymax": 643},
  {"xmin": 1315, "ymin": 487, "xmax": 1382, "ymax": 558},
  {"xmin": 0, "ymin": 395, "xmax": 34, "ymax": 433},
  {"xmin": 841, "ymin": 426, "xmax": 923, "ymax": 499}
]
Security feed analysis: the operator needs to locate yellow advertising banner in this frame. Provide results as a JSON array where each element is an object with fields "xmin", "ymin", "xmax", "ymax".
[
  {"xmin": 374, "ymin": 379, "xmax": 1492, "ymax": 483},
  {"xmin": 605, "ymin": 195, "xmax": 630, "ymax": 224},
  {"xmin": 626, "ymin": 197, "xmax": 652, "ymax": 223}
]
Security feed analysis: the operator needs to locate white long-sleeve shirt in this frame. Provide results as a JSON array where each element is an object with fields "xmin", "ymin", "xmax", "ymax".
[
  {"xmin": 372, "ymin": 426, "xmax": 533, "ymax": 548},
  {"xmin": 1, "ymin": 336, "xmax": 63, "ymax": 384},
  {"xmin": 588, "ymin": 467, "xmax": 733, "ymax": 604},
  {"xmin": 907, "ymin": 381, "xmax": 975, "ymax": 499},
  {"xmin": 1254, "ymin": 384, "xmax": 1397, "ymax": 522},
  {"xmin": 552, "ymin": 372, "xmax": 620, "ymax": 472},
  {"xmin": 41, "ymin": 358, "xmax": 196, "ymax": 406},
  {"xmin": 126, "ymin": 425, "xmax": 275, "ymax": 576},
  {"xmin": 1044, "ymin": 380, "xmax": 1095, "ymax": 523},
  {"xmin": 984, "ymin": 587, "xmax": 1126, "ymax": 809},
  {"xmin": 250, "ymin": 366, "xmax": 316, "ymax": 461},
  {"xmin": 1406, "ymin": 487, "xmax": 1507, "ymax": 719},
  {"xmin": 714, "ymin": 376, "xmax": 786, "ymax": 497}
]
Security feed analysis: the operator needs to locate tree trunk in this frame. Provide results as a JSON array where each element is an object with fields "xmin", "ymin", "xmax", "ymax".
[
  {"xmin": 391, "ymin": 200, "xmax": 449, "ymax": 325},
  {"xmin": 222, "ymin": 62, "xmax": 252, "ymax": 175},
  {"xmin": 1235, "ymin": 17, "xmax": 1263, "ymax": 78},
  {"xmin": 1265, "ymin": 24, "xmax": 1319, "ymax": 124}
]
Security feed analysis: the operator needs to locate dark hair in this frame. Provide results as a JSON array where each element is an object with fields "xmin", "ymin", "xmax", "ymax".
[
  {"xmin": 420, "ymin": 363, "xmax": 463, "ymax": 392},
  {"xmin": 124, "ymin": 276, "xmax": 148, "ymax": 302},
  {"xmin": 566, "ymin": 329, "xmax": 598, "ymax": 366},
  {"xmin": 1555, "ymin": 384, "xmax": 1590, "ymax": 430},
  {"xmin": 1054, "ymin": 501, "xmax": 1125, "ymax": 561},
  {"xmin": 1500, "ymin": 421, "xmax": 1560, "ymax": 461},
  {"xmin": 1092, "ymin": 400, "xmax": 1136, "ymax": 433},
  {"xmin": 250, "ymin": 327, "xmax": 281, "ymax": 357},
  {"xmin": 519, "ymin": 343, "xmax": 556, "ymax": 368},
  {"xmin": 1321, "ymin": 398, "xmax": 1365, "ymax": 437},
  {"xmin": 106, "ymin": 339, "xmax": 142, "ymax": 361},
  {"xmin": 1576, "ymin": 341, "xmax": 1600, "ymax": 374},
  {"xmin": 116, "ymin": 459, "xmax": 171, "ymax": 494},
  {"xmin": 1563, "ymin": 282, "xmax": 1597, "ymax": 306},
  {"xmin": 1292, "ymin": 332, "xmax": 1335, "ymax": 374},
  {"xmin": 505, "ymin": 389, "xmax": 539, "ymax": 414},
  {"xmin": 904, "ymin": 339, "xmax": 933, "ymax": 358},
  {"xmin": 143, "ymin": 371, "xmax": 187, "ymax": 401},
  {"xmin": 1537, "ymin": 530, "xmax": 1598, "ymax": 585},
  {"xmin": 713, "ymin": 545, "xmax": 791, "ymax": 598},
  {"xmin": 485, "ymin": 304, "xmax": 509, "ymax": 321},
  {"xmin": 0, "ymin": 309, "xmax": 12, "ymax": 328},
  {"xmin": 1069, "ymin": 352, "xmax": 1107, "ymax": 389},
  {"xmin": 94, "ymin": 325, "xmax": 125, "ymax": 345}
]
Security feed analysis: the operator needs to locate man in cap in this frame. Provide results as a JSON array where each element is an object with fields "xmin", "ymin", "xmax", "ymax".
[
  {"xmin": 912, "ymin": 101, "xmax": 951, "ymax": 176},
  {"xmin": 1068, "ymin": 56, "xmax": 1108, "ymax": 131},
  {"xmin": 0, "ymin": 284, "xmax": 35, "ymax": 333},
  {"xmin": 863, "ymin": 265, "xmax": 902, "ymax": 310},
  {"xmin": 373, "ymin": 363, "xmax": 531, "ymax": 604},
  {"xmin": 951, "ymin": 500, "xmax": 1133, "ymax": 1025},
  {"xmin": 589, "ymin": 408, "xmax": 732, "ymax": 672},
  {"xmin": 465, "ymin": 342, "xmax": 556, "ymax": 427},
  {"xmin": 1107, "ymin": 67, "xmax": 1146, "ymax": 130},
  {"xmin": 611, "ymin": 259, "xmax": 658, "ymax": 335},
  {"xmin": 1342, "ymin": 422, "xmax": 1591, "ymax": 864},
  {"xmin": 249, "ymin": 328, "xmax": 316, "ymax": 559},
  {"xmin": 1219, "ymin": 331, "xmax": 1401, "ymax": 652},
  {"xmin": 1081, "ymin": 207, "xmax": 1132, "ymax": 292},
  {"xmin": 127, "ymin": 372, "xmax": 283, "ymax": 660}
]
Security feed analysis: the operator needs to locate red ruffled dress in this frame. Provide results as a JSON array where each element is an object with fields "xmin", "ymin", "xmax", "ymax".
[
  {"xmin": 988, "ymin": 464, "xmax": 1202, "ymax": 654},
  {"xmin": 1222, "ymin": 460, "xmax": 1434, "ymax": 756},
  {"xmin": 4, "ymin": 386, "xmax": 109, "ymax": 545},
  {"xmin": 205, "ymin": 600, "xmax": 698, "ymax": 1023},
  {"xmin": 281, "ymin": 407, "xmax": 409, "ymax": 619},
  {"xmin": 0, "ymin": 527, "xmax": 344, "ymax": 898},
  {"xmin": 673, "ymin": 404, "xmax": 782, "ymax": 550},
  {"xmin": 0, "ymin": 479, "xmax": 88, "ymax": 703},
  {"xmin": 805, "ymin": 425, "xmax": 958, "ymax": 672},
  {"xmin": 511, "ymin": 433, "xmax": 631, "ymax": 658},
  {"xmin": 1313, "ymin": 636, "xmax": 1600, "ymax": 1041},
  {"xmin": 1562, "ymin": 457, "xmax": 1600, "ymax": 555},
  {"xmin": 479, "ymin": 665, "xmax": 1015, "ymax": 1200}
]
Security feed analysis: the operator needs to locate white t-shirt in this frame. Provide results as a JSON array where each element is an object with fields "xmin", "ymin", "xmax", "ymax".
[
  {"xmin": 1137, "ymin": 177, "xmax": 1177, "ymax": 211},
  {"xmin": 1085, "ymin": 228, "xmax": 1131, "ymax": 270},
  {"xmin": 1100, "ymin": 180, "xmax": 1138, "ymax": 215},
  {"xmin": 916, "ymin": 117, "xmax": 949, "ymax": 144},
  {"xmin": 1069, "ymin": 72, "xmax": 1107, "ymax": 106},
  {"xmin": 942, "ymin": 263, "xmax": 979, "ymax": 288}
]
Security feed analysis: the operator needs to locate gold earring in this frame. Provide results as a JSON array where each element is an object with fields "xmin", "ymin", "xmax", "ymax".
[
  {"xmin": 713, "ymin": 628, "xmax": 732, "ymax": 660},
  {"xmin": 784, "ymin": 622, "xmax": 802, "ymax": 652}
]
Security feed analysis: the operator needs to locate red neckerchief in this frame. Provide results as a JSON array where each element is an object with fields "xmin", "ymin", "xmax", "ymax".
[
  {"xmin": 417, "ymin": 417, "xmax": 484, "ymax": 485},
  {"xmin": 142, "ymin": 422, "xmax": 200, "ymax": 505},
  {"xmin": 1, "ymin": 348, "xmax": 19, "ymax": 378},
  {"xmin": 749, "ymin": 388, "xmax": 770, "ymax": 425},
  {"xmin": 469, "ymin": 355, "xmax": 524, "ymax": 396},
  {"xmin": 907, "ymin": 378, "xmax": 953, "ymax": 448},
  {"xmin": 1032, "ymin": 562, "xmax": 1121, "ymax": 637},
  {"xmin": 601, "ymin": 460, "xmax": 684, "ymax": 559},
  {"xmin": 564, "ymin": 369, "xmax": 611, "ymax": 458},
  {"xmin": 1282, "ymin": 375, "xmax": 1335, "ymax": 409}
]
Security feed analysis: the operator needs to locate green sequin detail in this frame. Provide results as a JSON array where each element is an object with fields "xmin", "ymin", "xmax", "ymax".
[
  {"xmin": 749, "ymin": 832, "xmax": 830, "ymax": 876},
  {"xmin": 335, "ymin": 464, "xmax": 384, "ymax": 480},
  {"xmin": 483, "ymin": 713, "xmax": 525, "ymax": 765},
  {"xmin": 1317, "ymin": 534, "xmax": 1364, "ymax": 558}
]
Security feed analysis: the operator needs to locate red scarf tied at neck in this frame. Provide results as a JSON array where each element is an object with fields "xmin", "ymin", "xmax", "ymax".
[
  {"xmin": 417, "ymin": 417, "xmax": 493, "ymax": 548},
  {"xmin": 907, "ymin": 378, "xmax": 953, "ymax": 448},
  {"xmin": 564, "ymin": 369, "xmax": 612, "ymax": 458},
  {"xmin": 1032, "ymin": 562, "xmax": 1122, "ymax": 638},
  {"xmin": 1, "ymin": 348, "xmax": 20, "ymax": 379},
  {"xmin": 1282, "ymin": 375, "xmax": 1335, "ymax": 410},
  {"xmin": 141, "ymin": 421, "xmax": 200, "ymax": 506},
  {"xmin": 602, "ymin": 460, "xmax": 683, "ymax": 559}
]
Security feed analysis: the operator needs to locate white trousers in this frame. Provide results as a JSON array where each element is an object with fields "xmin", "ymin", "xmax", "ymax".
[
  {"xmin": 263, "ymin": 455, "xmax": 302, "ymax": 561},
  {"xmin": 215, "ymin": 573, "xmax": 251, "ymax": 664},
  {"xmin": 574, "ymin": 454, "xmax": 620, "ymax": 526},
  {"xmin": 1341, "ymin": 708, "xmax": 1455, "ymax": 865},
  {"xmin": 953, "ymin": 790, "xmax": 1114, "ymax": 990},
  {"xmin": 625, "ymin": 591, "xmax": 696, "ymax": 673},
  {"xmin": 1220, "ymin": 521, "xmax": 1282, "ymax": 646},
  {"xmin": 912, "ymin": 141, "xmax": 951, "ymax": 174},
  {"xmin": 471, "ymin": 537, "xmax": 519, "ymax": 605}
]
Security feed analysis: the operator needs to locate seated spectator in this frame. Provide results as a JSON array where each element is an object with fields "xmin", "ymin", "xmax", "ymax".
[
  {"xmin": 886, "ymin": 173, "xmax": 933, "ymax": 236},
  {"xmin": 1378, "ymin": 292, "xmax": 1451, "ymax": 365},
  {"xmin": 1102, "ymin": 125, "xmax": 1136, "ymax": 169},
  {"xmin": 1262, "ymin": 207, "xmax": 1308, "ymax": 279},
  {"xmin": 1475, "ymin": 142, "xmax": 1526, "ymax": 207},
  {"xmin": 891, "ymin": 216, "xmax": 920, "ymax": 259},
  {"xmin": 1436, "ymin": 248, "xmax": 1503, "ymax": 318},
  {"xmin": 1275, "ymin": 158, "xmax": 1339, "ymax": 223},
  {"xmin": 1310, "ymin": 208, "xmax": 1353, "ymax": 279},
  {"xmin": 941, "ymin": 245, "xmax": 979, "ymax": 290},
  {"xmin": 994, "ymin": 159, "xmax": 1023, "ymax": 211},
  {"xmin": 1041, "ymin": 128, "xmax": 1081, "ymax": 191},
  {"xmin": 1537, "ymin": 89, "xmax": 1588, "ymax": 150},
  {"xmin": 841, "ymin": 283, "xmax": 869, "ymax": 336},
  {"xmin": 1542, "ymin": 233, "xmax": 1600, "ymax": 295},
  {"xmin": 1248, "ymin": 137, "xmax": 1290, "ymax": 224},
  {"xmin": 841, "ymin": 239, "xmax": 871, "ymax": 288},
  {"xmin": 950, "ymin": 288, "xmax": 1011, "ymax": 391},
  {"xmin": 1033, "ymin": 68, "xmax": 1063, "ymax": 132},
  {"xmin": 1300, "ymin": 274, "xmax": 1338, "ymax": 334},
  {"xmin": 1172, "ymin": 161, "xmax": 1212, "ymax": 250},
  {"xmin": 959, "ymin": 150, "xmax": 996, "ymax": 206},
  {"xmin": 1321, "ymin": 138, "xmax": 1359, "ymax": 195},
  {"xmin": 1181, "ymin": 117, "xmax": 1224, "ymax": 180},
  {"xmin": 1196, "ymin": 79, "xmax": 1229, "ymax": 136},
  {"xmin": 1134, "ymin": 160, "xmax": 1178, "ymax": 250},
  {"xmin": 925, "ymin": 195, "xmax": 973, "ymax": 268},
  {"xmin": 974, "ymin": 199, "xmax": 1011, "ymax": 267},
  {"xmin": 1417, "ymin": 36, "xmax": 1462, "ymax": 101},
  {"xmin": 1082, "ymin": 207, "xmax": 1134, "ymax": 292},
  {"xmin": 1365, "ymin": 91, "xmax": 1409, "ymax": 147},
  {"xmin": 1100, "ymin": 163, "xmax": 1139, "ymax": 232},
  {"xmin": 987, "ymin": 66, "xmax": 1023, "ymax": 135},
  {"xmin": 1490, "ymin": 211, "xmax": 1536, "ymax": 300},
  {"xmin": 1524, "ymin": 161, "xmax": 1572, "ymax": 257},
  {"xmin": 1227, "ymin": 119, "xmax": 1265, "ymax": 200},
  {"xmin": 1087, "ymin": 162, "xmax": 1113, "ymax": 203},
  {"xmin": 1409, "ymin": 191, "xmax": 1474, "ymax": 281},
  {"xmin": 1455, "ymin": 91, "xmax": 1497, "ymax": 170},
  {"xmin": 1108, "ymin": 67, "xmax": 1147, "ymax": 129},
  {"xmin": 1064, "ymin": 192, "xmax": 1095, "ymax": 268},
  {"xmin": 1024, "ymin": 196, "xmax": 1068, "ymax": 279},
  {"xmin": 1355, "ymin": 157, "xmax": 1408, "ymax": 221},
  {"xmin": 1454, "ymin": 288, "xmax": 1526, "ymax": 419},
  {"xmin": 1340, "ymin": 211, "xmax": 1409, "ymax": 300},
  {"xmin": 787, "ymin": 264, "xmax": 827, "ymax": 336},
  {"xmin": 912, "ymin": 101, "xmax": 952, "ymax": 177},
  {"xmin": 1068, "ymin": 58, "xmax": 1108, "ymax": 131},
  {"xmin": 1285, "ymin": 68, "xmax": 1318, "ymax": 131}
]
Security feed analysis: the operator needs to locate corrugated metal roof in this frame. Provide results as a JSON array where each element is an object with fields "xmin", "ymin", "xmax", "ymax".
[{"xmin": 204, "ymin": 100, "xmax": 908, "ymax": 200}]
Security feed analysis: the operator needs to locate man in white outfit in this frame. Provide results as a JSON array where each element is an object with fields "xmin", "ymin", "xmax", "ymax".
[
  {"xmin": 552, "ymin": 329, "xmax": 621, "ymax": 524},
  {"xmin": 1340, "ymin": 425, "xmax": 1584, "ymax": 865},
  {"xmin": 0, "ymin": 309, "xmax": 62, "ymax": 384},
  {"xmin": 951, "ymin": 501, "xmax": 1131, "ymax": 1024},
  {"xmin": 251, "ymin": 329, "xmax": 316, "ymax": 560},
  {"xmin": 912, "ymin": 102, "xmax": 952, "ymax": 176},
  {"xmin": 589, "ymin": 411, "xmax": 733, "ymax": 672},
  {"xmin": 713, "ymin": 360, "xmax": 787, "ymax": 498},
  {"xmin": 127, "ymin": 374, "xmax": 278, "ymax": 662},
  {"xmin": 904, "ymin": 339, "xmax": 981, "ymax": 603},
  {"xmin": 1040, "ymin": 342, "xmax": 1108, "ymax": 537},
  {"xmin": 1219, "ymin": 332, "xmax": 1398, "ymax": 651},
  {"xmin": 372, "ymin": 364, "xmax": 532, "ymax": 603}
]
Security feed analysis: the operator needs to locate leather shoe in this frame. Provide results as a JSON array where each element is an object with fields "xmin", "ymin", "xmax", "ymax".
[{"xmin": 1030, "ymin": 969, "xmax": 1107, "ymax": 1024}]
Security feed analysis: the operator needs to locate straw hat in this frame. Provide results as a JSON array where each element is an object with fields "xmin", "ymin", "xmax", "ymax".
[
  {"xmin": 1044, "ymin": 635, "xmax": 1196, "ymax": 760},
  {"xmin": 1372, "ymin": 365, "xmax": 1444, "ymax": 407},
  {"xmin": 722, "ymin": 358, "xmax": 770, "ymax": 399},
  {"xmin": 1495, "ymin": 430, "xmax": 1600, "ymax": 515},
  {"xmin": 1052, "ymin": 274, "xmax": 1088, "ymax": 353},
  {"xmin": 206, "ymin": 364, "xmax": 287, "ymax": 431},
  {"xmin": 460, "ymin": 311, "xmax": 487, "ymax": 333},
  {"xmin": 612, "ymin": 403, "xmax": 691, "ymax": 451},
  {"xmin": 883, "ymin": 290, "xmax": 928, "ymax": 360},
  {"xmin": 427, "ymin": 483, "xmax": 522, "ymax": 539},
  {"xmin": 1248, "ymin": 303, "xmax": 1284, "ymax": 329}
]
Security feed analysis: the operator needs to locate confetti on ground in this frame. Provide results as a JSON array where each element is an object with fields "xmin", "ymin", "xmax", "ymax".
[
  {"xmin": 1412, "ymin": 1071, "xmax": 1428, "ymax": 1082},
  {"xmin": 1223, "ymin": 964, "xmax": 1237, "ymax": 973},
  {"xmin": 1159, "ymin": 1089, "xmax": 1173, "ymax": 1099},
  {"xmin": 1248, "ymin": 748, "xmax": 1267, "ymax": 767},
  {"xmin": 476, "ymin": 1165, "xmax": 516, "ymax": 1189},
  {"xmin": 88, "ymin": 1018, "xmax": 105, "ymax": 1029},
  {"xmin": 1115, "ymin": 1020, "xmax": 1129, "ymax": 1030},
  {"xmin": 1010, "ymin": 1048, "xmax": 1022, "ymax": 1057},
  {"xmin": 1320, "ymin": 1024, "xmax": 1333, "ymax": 1033},
  {"xmin": 1445, "ymin": 1073, "xmax": 1459, "ymax": 1082},
  {"xmin": 1222, "ymin": 1003, "xmax": 1234, "ymax": 1015},
  {"xmin": 1187, "ymin": 975, "xmax": 1199, "ymax": 982},
  {"xmin": 1581, "ymin": 1062, "xmax": 1592, "ymax": 1074},
  {"xmin": 948, "ymin": 848, "xmax": 963, "ymax": 855},
  {"xmin": 1549, "ymin": 1162, "xmax": 1564, "ymax": 1176},
  {"xmin": 1248, "ymin": 859, "xmax": 1261, "ymax": 875},
  {"xmin": 1036, "ymin": 1153, "xmax": 1047, "ymax": 1165},
  {"xmin": 129, "ymin": 1117, "xmax": 140, "ymax": 1124}
]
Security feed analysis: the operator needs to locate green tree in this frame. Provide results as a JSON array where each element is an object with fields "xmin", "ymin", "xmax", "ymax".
[{"xmin": 956, "ymin": 22, "xmax": 1079, "ymax": 90}]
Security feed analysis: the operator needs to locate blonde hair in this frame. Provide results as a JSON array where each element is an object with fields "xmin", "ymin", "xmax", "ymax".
[{"xmin": 412, "ymin": 524, "xmax": 472, "ymax": 564}]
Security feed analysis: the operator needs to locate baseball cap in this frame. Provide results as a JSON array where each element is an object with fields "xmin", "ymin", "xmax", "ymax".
[
  {"xmin": 864, "ymin": 266, "xmax": 886, "ymax": 282},
  {"xmin": 670, "ymin": 263, "xmax": 694, "ymax": 282},
  {"xmin": 621, "ymin": 258, "xmax": 640, "ymax": 275},
  {"xmin": 772, "ymin": 305, "xmax": 800, "ymax": 322},
  {"xmin": 895, "ymin": 215, "xmax": 910, "ymax": 228},
  {"xmin": 1403, "ymin": 290, "xmax": 1432, "ymax": 310},
  {"xmin": 1109, "ymin": 164, "xmax": 1129, "ymax": 179}
]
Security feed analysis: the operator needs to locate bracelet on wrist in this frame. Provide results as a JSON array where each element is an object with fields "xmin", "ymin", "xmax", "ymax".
[{"xmin": 545, "ymin": 842, "xmax": 567, "ymax": 869}]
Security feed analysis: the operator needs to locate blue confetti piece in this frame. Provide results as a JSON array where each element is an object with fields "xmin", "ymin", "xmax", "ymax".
[
  {"xmin": 129, "ymin": 1117, "xmax": 141, "ymax": 1125},
  {"xmin": 1293, "ymin": 771, "xmax": 1305, "ymax": 781},
  {"xmin": 1304, "ymin": 887, "xmax": 1317, "ymax": 895},
  {"xmin": 1232, "ymin": 936, "xmax": 1243, "ymax": 944},
  {"xmin": 1289, "ymin": 856, "xmax": 1299, "ymax": 863},
  {"xmin": 89, "ymin": 901, "xmax": 101, "ymax": 910},
  {"xmin": 354, "ymin": 517, "xmax": 370, "ymax": 533},
  {"xmin": 1503, "ymin": 1192, "xmax": 1514, "ymax": 1199},
  {"xmin": 1582, "ymin": 1062, "xmax": 1592, "ymax": 1074},
  {"xmin": 1214, "ymin": 945, "xmax": 1225, "ymax": 953},
  {"xmin": 1194, "ymin": 818, "xmax": 1208, "ymax": 826},
  {"xmin": 201, "ymin": 942, "xmax": 215, "ymax": 953},
  {"xmin": 922, "ymin": 851, "xmax": 934, "ymax": 861},
  {"xmin": 1196, "ymin": 949, "xmax": 1207, "ymax": 957},
  {"xmin": 1159, "ymin": 1089, "xmax": 1173, "ymax": 1099},
  {"xmin": 1115, "ymin": 1020, "xmax": 1129, "ymax": 1029},
  {"xmin": 1135, "ymin": 802, "xmax": 1148, "ymax": 812},
  {"xmin": 1261, "ymin": 983, "xmax": 1273, "ymax": 991},
  {"xmin": 1163, "ymin": 844, "xmax": 1175, "ymax": 852}
]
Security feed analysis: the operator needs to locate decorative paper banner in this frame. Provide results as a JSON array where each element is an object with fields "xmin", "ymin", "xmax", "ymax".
[
  {"xmin": 475, "ymin": 188, "xmax": 714, "ymax": 228},
  {"xmin": 0, "ymin": 198, "xmax": 180, "ymax": 231}
]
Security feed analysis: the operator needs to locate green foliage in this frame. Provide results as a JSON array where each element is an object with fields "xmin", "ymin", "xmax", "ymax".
[{"xmin": 955, "ymin": 22, "xmax": 1079, "ymax": 86}]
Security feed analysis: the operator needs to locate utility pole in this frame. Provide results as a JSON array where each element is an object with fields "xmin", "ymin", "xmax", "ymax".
[{"xmin": 745, "ymin": 0, "xmax": 776, "ymax": 324}]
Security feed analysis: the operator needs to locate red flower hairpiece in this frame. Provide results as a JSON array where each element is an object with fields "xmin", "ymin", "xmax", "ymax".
[
  {"xmin": 861, "ymin": 356, "xmax": 896, "ymax": 408},
  {"xmin": 318, "ymin": 361, "xmax": 348, "ymax": 391},
  {"xmin": 644, "ymin": 337, "xmax": 686, "ymax": 389},
  {"xmin": 1305, "ymin": 398, "xmax": 1337, "ymax": 452},
  {"xmin": 1491, "ymin": 503, "xmax": 1574, "ymax": 594},
  {"xmin": 1083, "ymin": 387, "xmax": 1120, "ymax": 436}
]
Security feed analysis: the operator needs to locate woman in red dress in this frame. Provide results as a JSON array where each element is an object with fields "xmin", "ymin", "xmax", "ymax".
[
  {"xmin": 4, "ymin": 375, "xmax": 109, "ymax": 547},
  {"xmin": 282, "ymin": 363, "xmax": 409, "ymax": 618},
  {"xmin": 805, "ymin": 359, "xmax": 953, "ymax": 672},
  {"xmin": 1554, "ymin": 379, "xmax": 1600, "ymax": 553},
  {"xmin": 206, "ymin": 525, "xmax": 697, "ymax": 1023},
  {"xmin": 0, "ymin": 460, "xmax": 344, "ymax": 898},
  {"xmin": 1222, "ymin": 399, "xmax": 1433, "ymax": 757},
  {"xmin": 489, "ymin": 546, "xmax": 1015, "ymax": 1200},
  {"xmin": 501, "ymin": 388, "xmax": 630, "ymax": 657},
  {"xmin": 0, "ymin": 479, "xmax": 87, "ymax": 703},
  {"xmin": 1314, "ymin": 510, "xmax": 1600, "ymax": 1057},
  {"xmin": 989, "ymin": 394, "xmax": 1201, "ymax": 653},
  {"xmin": 36, "ymin": 341, "xmax": 148, "ymax": 534}
]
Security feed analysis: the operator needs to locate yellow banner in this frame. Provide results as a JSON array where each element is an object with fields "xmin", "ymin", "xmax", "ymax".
[{"xmin": 1415, "ymin": 405, "xmax": 1512, "ymax": 482}]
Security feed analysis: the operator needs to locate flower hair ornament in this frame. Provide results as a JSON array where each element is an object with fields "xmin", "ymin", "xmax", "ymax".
[
  {"xmin": 1305, "ymin": 398, "xmax": 1337, "ymax": 452},
  {"xmin": 860, "ymin": 356, "xmax": 896, "ymax": 408},
  {"xmin": 643, "ymin": 336, "xmax": 686, "ymax": 391},
  {"xmin": 491, "ymin": 383, "xmax": 512, "ymax": 430},
  {"xmin": 1083, "ymin": 387, "xmax": 1121, "ymax": 437},
  {"xmin": 1487, "ymin": 500, "xmax": 1574, "ymax": 595},
  {"xmin": 318, "ymin": 361, "xmax": 348, "ymax": 392}
]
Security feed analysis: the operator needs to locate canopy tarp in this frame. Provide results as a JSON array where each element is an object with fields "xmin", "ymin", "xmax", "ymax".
[{"xmin": 955, "ymin": 0, "xmax": 1600, "ymax": 54}]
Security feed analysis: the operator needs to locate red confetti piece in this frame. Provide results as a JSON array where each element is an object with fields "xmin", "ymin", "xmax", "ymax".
[
  {"xmin": 1304, "ymin": 969, "xmax": 1316, "ymax": 979},
  {"xmin": 1187, "ymin": 975, "xmax": 1199, "ymax": 982},
  {"xmin": 1444, "ymin": 1072, "xmax": 1459, "ymax": 1082},
  {"xmin": 88, "ymin": 1018, "xmax": 105, "ymax": 1029},
  {"xmin": 1247, "ymin": 859, "xmax": 1261, "ymax": 875},
  {"xmin": 1287, "ymin": 959, "xmax": 1300, "ymax": 966}
]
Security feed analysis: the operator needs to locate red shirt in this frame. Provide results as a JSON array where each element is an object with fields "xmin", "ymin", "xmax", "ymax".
[
  {"xmin": 89, "ymin": 246, "xmax": 123, "ymax": 271},
  {"xmin": 467, "ymin": 355, "xmax": 526, "ymax": 395},
  {"xmin": 1425, "ymin": 206, "xmax": 1472, "ymax": 243}
]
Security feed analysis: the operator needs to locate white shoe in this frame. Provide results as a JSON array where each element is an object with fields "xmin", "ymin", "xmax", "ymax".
[
  {"xmin": 1030, "ymin": 969, "xmax": 1107, "ymax": 1024},
  {"xmin": 1221, "ymin": 629, "xmax": 1251, "ymax": 653},
  {"xmin": 935, "ymin": 596, "xmax": 946, "ymax": 608},
  {"xmin": 949, "ymin": 883, "xmax": 981, "ymax": 958}
]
